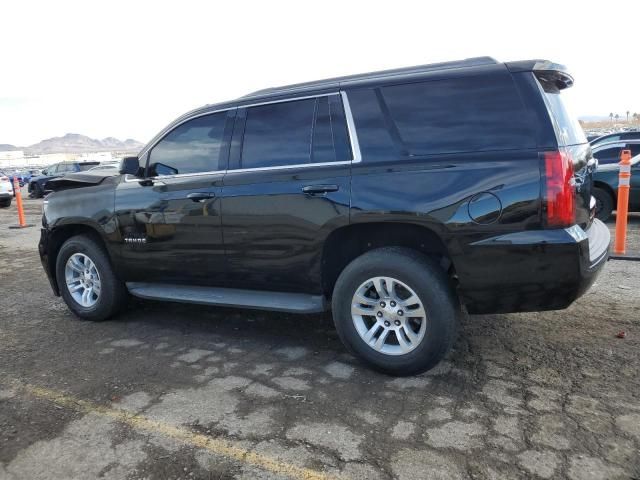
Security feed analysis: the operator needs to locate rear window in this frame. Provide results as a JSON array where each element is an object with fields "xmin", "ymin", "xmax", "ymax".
[
  {"xmin": 348, "ymin": 73, "xmax": 535, "ymax": 160},
  {"xmin": 536, "ymin": 75, "xmax": 587, "ymax": 147},
  {"xmin": 78, "ymin": 163, "xmax": 99, "ymax": 171}
]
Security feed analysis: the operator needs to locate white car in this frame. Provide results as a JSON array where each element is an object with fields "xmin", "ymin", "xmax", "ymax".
[{"xmin": 0, "ymin": 174, "xmax": 14, "ymax": 208}]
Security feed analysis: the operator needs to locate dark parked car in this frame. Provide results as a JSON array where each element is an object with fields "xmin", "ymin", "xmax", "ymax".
[
  {"xmin": 28, "ymin": 161, "xmax": 99, "ymax": 198},
  {"xmin": 18, "ymin": 169, "xmax": 42, "ymax": 185},
  {"xmin": 592, "ymin": 149, "xmax": 640, "ymax": 221},
  {"xmin": 591, "ymin": 140, "xmax": 640, "ymax": 166},
  {"xmin": 7, "ymin": 171, "xmax": 26, "ymax": 188},
  {"xmin": 39, "ymin": 57, "xmax": 609, "ymax": 375},
  {"xmin": 590, "ymin": 131, "xmax": 640, "ymax": 148}
]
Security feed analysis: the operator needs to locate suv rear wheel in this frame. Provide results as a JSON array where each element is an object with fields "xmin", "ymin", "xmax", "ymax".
[
  {"xmin": 332, "ymin": 247, "xmax": 458, "ymax": 376},
  {"xmin": 56, "ymin": 235, "xmax": 127, "ymax": 321}
]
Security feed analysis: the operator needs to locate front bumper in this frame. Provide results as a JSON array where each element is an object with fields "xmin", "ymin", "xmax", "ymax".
[
  {"xmin": 457, "ymin": 219, "xmax": 610, "ymax": 314},
  {"xmin": 38, "ymin": 227, "xmax": 60, "ymax": 296},
  {"xmin": 0, "ymin": 192, "xmax": 12, "ymax": 200}
]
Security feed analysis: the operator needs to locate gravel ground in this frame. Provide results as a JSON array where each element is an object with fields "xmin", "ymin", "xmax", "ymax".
[{"xmin": 0, "ymin": 192, "xmax": 639, "ymax": 480}]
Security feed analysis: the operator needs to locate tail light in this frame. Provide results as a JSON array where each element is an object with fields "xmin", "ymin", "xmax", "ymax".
[{"xmin": 544, "ymin": 150, "xmax": 575, "ymax": 227}]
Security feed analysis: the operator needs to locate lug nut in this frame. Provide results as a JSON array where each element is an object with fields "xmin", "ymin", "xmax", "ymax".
[
  {"xmin": 384, "ymin": 320, "xmax": 391, "ymax": 327},
  {"xmin": 380, "ymin": 301, "xmax": 386, "ymax": 308},
  {"xmin": 376, "ymin": 311, "xmax": 383, "ymax": 317},
  {"xmin": 394, "ymin": 320, "xmax": 401, "ymax": 326},
  {"xmin": 390, "ymin": 301, "xmax": 396, "ymax": 307},
  {"xmin": 397, "ymin": 310, "xmax": 404, "ymax": 316}
]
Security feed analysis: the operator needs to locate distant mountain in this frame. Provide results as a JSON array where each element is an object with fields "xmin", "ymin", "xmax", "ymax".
[
  {"xmin": 0, "ymin": 144, "xmax": 19, "ymax": 151},
  {"xmin": 23, "ymin": 133, "xmax": 144, "ymax": 154}
]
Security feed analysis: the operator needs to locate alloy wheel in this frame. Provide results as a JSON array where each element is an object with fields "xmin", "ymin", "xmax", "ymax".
[
  {"xmin": 64, "ymin": 253, "xmax": 101, "ymax": 308},
  {"xmin": 351, "ymin": 276, "xmax": 427, "ymax": 356}
]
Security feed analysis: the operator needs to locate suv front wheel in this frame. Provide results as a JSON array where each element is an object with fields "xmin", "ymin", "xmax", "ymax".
[
  {"xmin": 56, "ymin": 235, "xmax": 127, "ymax": 321},
  {"xmin": 332, "ymin": 247, "xmax": 458, "ymax": 376}
]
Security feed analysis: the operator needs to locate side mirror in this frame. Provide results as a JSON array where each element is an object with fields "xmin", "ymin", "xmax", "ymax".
[
  {"xmin": 149, "ymin": 162, "xmax": 179, "ymax": 176},
  {"xmin": 120, "ymin": 156, "xmax": 141, "ymax": 176}
]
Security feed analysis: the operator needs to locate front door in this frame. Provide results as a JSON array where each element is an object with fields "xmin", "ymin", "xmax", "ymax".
[
  {"xmin": 114, "ymin": 109, "xmax": 235, "ymax": 286},
  {"xmin": 221, "ymin": 94, "xmax": 355, "ymax": 294}
]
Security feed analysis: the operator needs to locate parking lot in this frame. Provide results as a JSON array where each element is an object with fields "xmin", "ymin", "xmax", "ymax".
[{"xmin": 0, "ymin": 194, "xmax": 639, "ymax": 480}]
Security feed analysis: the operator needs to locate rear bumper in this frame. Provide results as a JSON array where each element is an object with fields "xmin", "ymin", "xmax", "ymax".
[{"xmin": 457, "ymin": 219, "xmax": 610, "ymax": 314}]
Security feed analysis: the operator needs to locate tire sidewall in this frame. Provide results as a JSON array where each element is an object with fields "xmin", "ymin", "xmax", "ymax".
[
  {"xmin": 332, "ymin": 249, "xmax": 456, "ymax": 375},
  {"xmin": 593, "ymin": 187, "xmax": 613, "ymax": 222},
  {"xmin": 56, "ymin": 236, "xmax": 122, "ymax": 321}
]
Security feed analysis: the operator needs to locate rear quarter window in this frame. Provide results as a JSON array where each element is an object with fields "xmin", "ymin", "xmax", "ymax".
[
  {"xmin": 536, "ymin": 75, "xmax": 587, "ymax": 147},
  {"xmin": 348, "ymin": 73, "xmax": 535, "ymax": 160}
]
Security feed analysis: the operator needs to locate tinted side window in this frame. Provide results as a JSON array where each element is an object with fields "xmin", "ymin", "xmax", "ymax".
[
  {"xmin": 594, "ymin": 146, "xmax": 622, "ymax": 165},
  {"xmin": 349, "ymin": 74, "xmax": 535, "ymax": 160},
  {"xmin": 239, "ymin": 95, "xmax": 351, "ymax": 169},
  {"xmin": 241, "ymin": 98, "xmax": 315, "ymax": 169},
  {"xmin": 150, "ymin": 112, "xmax": 228, "ymax": 175},
  {"xmin": 328, "ymin": 94, "xmax": 352, "ymax": 161},
  {"xmin": 311, "ymin": 95, "xmax": 352, "ymax": 163},
  {"xmin": 312, "ymin": 96, "xmax": 334, "ymax": 163},
  {"xmin": 592, "ymin": 135, "xmax": 620, "ymax": 146}
]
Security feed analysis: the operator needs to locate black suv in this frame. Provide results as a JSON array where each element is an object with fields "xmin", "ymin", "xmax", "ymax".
[
  {"xmin": 39, "ymin": 57, "xmax": 610, "ymax": 375},
  {"xmin": 28, "ymin": 161, "xmax": 100, "ymax": 198}
]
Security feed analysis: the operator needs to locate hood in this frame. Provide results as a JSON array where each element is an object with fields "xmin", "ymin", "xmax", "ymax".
[{"xmin": 44, "ymin": 171, "xmax": 120, "ymax": 192}]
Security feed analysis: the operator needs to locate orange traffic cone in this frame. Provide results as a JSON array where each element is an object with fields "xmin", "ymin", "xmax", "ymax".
[
  {"xmin": 8, "ymin": 177, "xmax": 35, "ymax": 229},
  {"xmin": 613, "ymin": 149, "xmax": 632, "ymax": 255}
]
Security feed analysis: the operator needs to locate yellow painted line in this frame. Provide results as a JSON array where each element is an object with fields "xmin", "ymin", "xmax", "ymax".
[{"xmin": 19, "ymin": 383, "xmax": 337, "ymax": 480}]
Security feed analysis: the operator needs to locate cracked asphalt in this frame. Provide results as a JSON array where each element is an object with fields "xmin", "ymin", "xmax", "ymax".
[{"xmin": 1, "ymin": 193, "xmax": 639, "ymax": 480}]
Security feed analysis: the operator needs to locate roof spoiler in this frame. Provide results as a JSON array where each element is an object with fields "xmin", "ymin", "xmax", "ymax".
[{"xmin": 505, "ymin": 59, "xmax": 574, "ymax": 89}]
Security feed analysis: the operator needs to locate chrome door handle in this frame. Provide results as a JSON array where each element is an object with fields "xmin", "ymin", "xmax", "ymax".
[
  {"xmin": 187, "ymin": 192, "xmax": 214, "ymax": 202},
  {"xmin": 302, "ymin": 184, "xmax": 339, "ymax": 195}
]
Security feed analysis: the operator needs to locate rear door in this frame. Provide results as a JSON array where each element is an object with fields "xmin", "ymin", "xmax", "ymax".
[{"xmin": 221, "ymin": 93, "xmax": 353, "ymax": 294}]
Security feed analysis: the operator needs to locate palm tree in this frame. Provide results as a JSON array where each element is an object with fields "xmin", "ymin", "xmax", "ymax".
[
  {"xmin": 634, "ymin": 113, "xmax": 639, "ymax": 123},
  {"xmin": 626, "ymin": 110, "xmax": 630, "ymax": 122},
  {"xmin": 615, "ymin": 114, "xmax": 619, "ymax": 123},
  {"xmin": 609, "ymin": 112, "xmax": 614, "ymax": 123}
]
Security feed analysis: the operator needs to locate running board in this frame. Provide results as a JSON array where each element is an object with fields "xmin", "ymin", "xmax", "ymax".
[{"xmin": 126, "ymin": 282, "xmax": 327, "ymax": 314}]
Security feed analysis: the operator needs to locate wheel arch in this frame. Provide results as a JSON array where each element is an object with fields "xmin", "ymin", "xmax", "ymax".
[
  {"xmin": 320, "ymin": 221, "xmax": 456, "ymax": 299},
  {"xmin": 46, "ymin": 223, "xmax": 112, "ymax": 295}
]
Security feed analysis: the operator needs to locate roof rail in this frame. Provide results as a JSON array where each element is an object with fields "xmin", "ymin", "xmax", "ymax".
[{"xmin": 242, "ymin": 56, "xmax": 499, "ymax": 99}]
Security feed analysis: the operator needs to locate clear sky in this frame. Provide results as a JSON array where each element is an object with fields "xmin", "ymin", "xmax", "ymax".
[{"xmin": 1, "ymin": 0, "xmax": 637, "ymax": 146}]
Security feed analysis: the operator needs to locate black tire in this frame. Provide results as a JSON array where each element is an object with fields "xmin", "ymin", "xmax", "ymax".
[
  {"xmin": 331, "ymin": 247, "xmax": 458, "ymax": 376},
  {"xmin": 55, "ymin": 235, "xmax": 127, "ymax": 321},
  {"xmin": 0, "ymin": 198, "xmax": 10, "ymax": 208},
  {"xmin": 30, "ymin": 182, "xmax": 43, "ymax": 198},
  {"xmin": 593, "ymin": 187, "xmax": 613, "ymax": 222}
]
